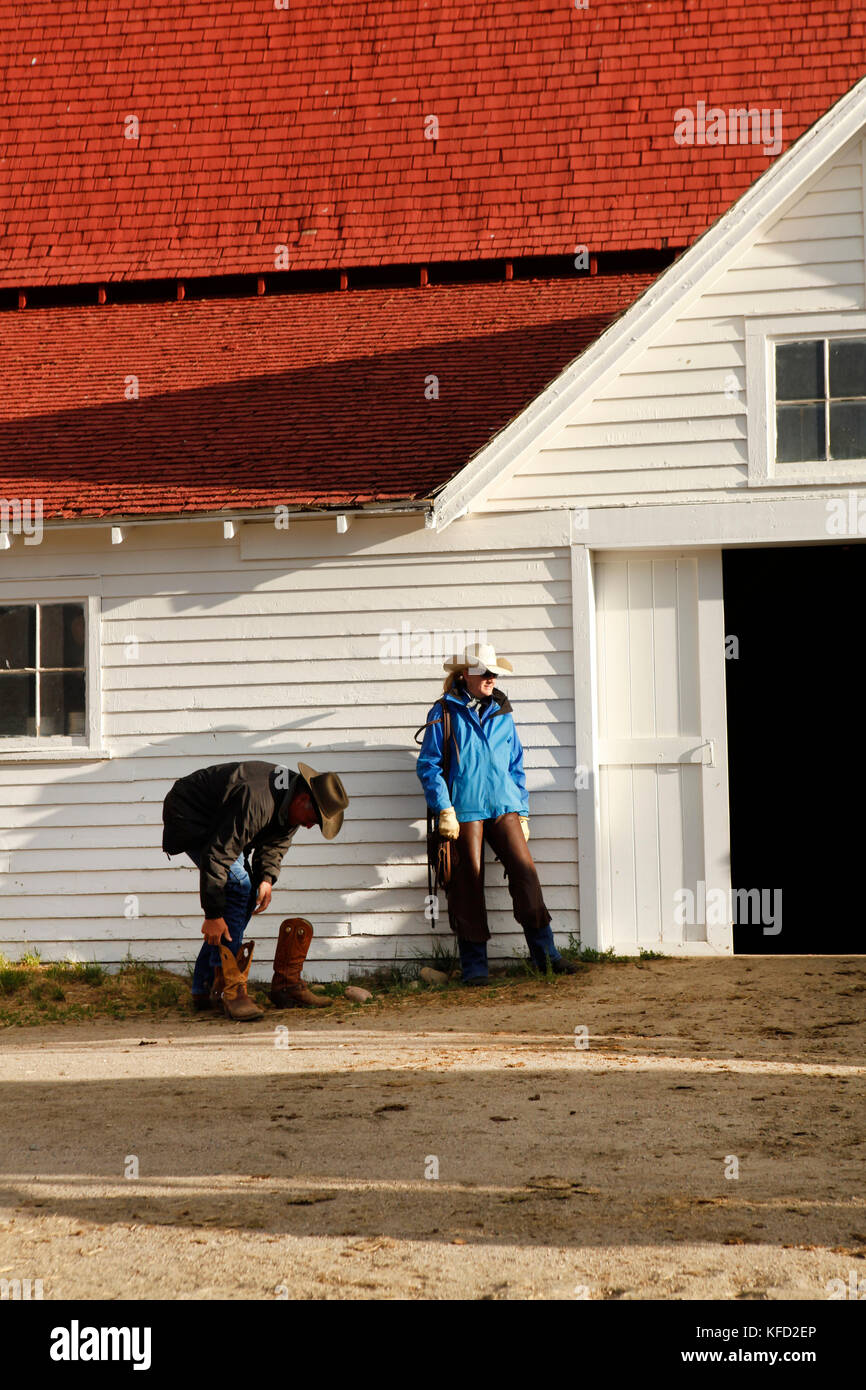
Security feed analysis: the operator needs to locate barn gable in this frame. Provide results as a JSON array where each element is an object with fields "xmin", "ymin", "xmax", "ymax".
[{"xmin": 430, "ymin": 78, "xmax": 866, "ymax": 525}]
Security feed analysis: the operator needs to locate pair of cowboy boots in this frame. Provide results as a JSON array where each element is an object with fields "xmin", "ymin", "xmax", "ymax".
[
  {"xmin": 208, "ymin": 920, "xmax": 330, "ymax": 1020},
  {"xmin": 211, "ymin": 940, "xmax": 265, "ymax": 1021},
  {"xmin": 270, "ymin": 918, "xmax": 331, "ymax": 1009}
]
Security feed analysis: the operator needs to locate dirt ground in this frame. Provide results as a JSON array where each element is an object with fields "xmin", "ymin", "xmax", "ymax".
[{"xmin": 1, "ymin": 955, "xmax": 863, "ymax": 1301}]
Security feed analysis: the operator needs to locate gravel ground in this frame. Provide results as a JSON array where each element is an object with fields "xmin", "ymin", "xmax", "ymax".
[{"xmin": 0, "ymin": 955, "xmax": 863, "ymax": 1300}]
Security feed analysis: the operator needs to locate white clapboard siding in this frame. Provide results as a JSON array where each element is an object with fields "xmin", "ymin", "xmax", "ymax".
[
  {"xmin": 481, "ymin": 135, "xmax": 866, "ymax": 511},
  {"xmin": 0, "ymin": 524, "xmax": 579, "ymax": 972}
]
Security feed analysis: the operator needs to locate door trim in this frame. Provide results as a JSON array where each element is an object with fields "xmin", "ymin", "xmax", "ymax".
[{"xmin": 570, "ymin": 543, "xmax": 602, "ymax": 949}]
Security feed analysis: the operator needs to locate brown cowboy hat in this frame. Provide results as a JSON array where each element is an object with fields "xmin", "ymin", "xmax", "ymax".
[{"xmin": 297, "ymin": 763, "xmax": 349, "ymax": 839}]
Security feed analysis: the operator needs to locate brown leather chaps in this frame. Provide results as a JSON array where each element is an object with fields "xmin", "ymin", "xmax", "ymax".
[{"xmin": 445, "ymin": 811, "xmax": 551, "ymax": 944}]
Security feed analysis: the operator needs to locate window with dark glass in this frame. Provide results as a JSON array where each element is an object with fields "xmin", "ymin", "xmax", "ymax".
[
  {"xmin": 0, "ymin": 602, "xmax": 87, "ymax": 738},
  {"xmin": 775, "ymin": 338, "xmax": 866, "ymax": 463}
]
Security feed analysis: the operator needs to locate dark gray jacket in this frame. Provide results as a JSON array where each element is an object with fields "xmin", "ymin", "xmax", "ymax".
[{"xmin": 162, "ymin": 761, "xmax": 301, "ymax": 917}]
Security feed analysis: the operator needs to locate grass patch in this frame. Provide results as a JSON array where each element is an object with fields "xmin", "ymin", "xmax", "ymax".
[
  {"xmin": 557, "ymin": 936, "xmax": 669, "ymax": 965},
  {"xmin": 425, "ymin": 938, "xmax": 460, "ymax": 976},
  {"xmin": 45, "ymin": 961, "xmax": 107, "ymax": 986},
  {"xmin": 0, "ymin": 958, "xmax": 198, "ymax": 1027},
  {"xmin": 0, "ymin": 932, "xmax": 669, "ymax": 1027}
]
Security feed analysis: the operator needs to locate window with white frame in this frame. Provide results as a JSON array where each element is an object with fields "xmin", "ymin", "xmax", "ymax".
[
  {"xmin": 775, "ymin": 338, "xmax": 866, "ymax": 464},
  {"xmin": 745, "ymin": 314, "xmax": 866, "ymax": 484},
  {"xmin": 0, "ymin": 601, "xmax": 88, "ymax": 739}
]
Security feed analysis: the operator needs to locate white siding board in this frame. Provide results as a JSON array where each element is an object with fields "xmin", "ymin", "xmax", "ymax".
[
  {"xmin": 769, "ymin": 185, "xmax": 861, "ymax": 220},
  {"xmin": 759, "ymin": 210, "xmax": 863, "ymax": 243},
  {"xmin": 0, "ymin": 845, "xmax": 580, "ymax": 874},
  {"xmin": 680, "ymin": 283, "xmax": 862, "ymax": 316},
  {"xmin": 727, "ymin": 235, "xmax": 863, "ymax": 267},
  {"xmin": 578, "ymin": 393, "xmax": 744, "ymax": 424},
  {"xmin": 546, "ymin": 417, "xmax": 746, "ymax": 450},
  {"xmin": 100, "ymin": 627, "xmax": 571, "ymax": 668},
  {"xmin": 494, "ymin": 466, "xmax": 746, "ymax": 502},
  {"xmin": 99, "ymin": 580, "xmax": 572, "ymax": 618}
]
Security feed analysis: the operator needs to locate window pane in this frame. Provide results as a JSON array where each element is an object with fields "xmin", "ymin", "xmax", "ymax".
[
  {"xmin": 40, "ymin": 603, "xmax": 86, "ymax": 669},
  {"xmin": 830, "ymin": 402, "xmax": 866, "ymax": 461},
  {"xmin": 776, "ymin": 341, "xmax": 824, "ymax": 402},
  {"xmin": 776, "ymin": 403, "xmax": 825, "ymax": 462},
  {"xmin": 0, "ymin": 673, "xmax": 36, "ymax": 735},
  {"xmin": 829, "ymin": 339, "xmax": 866, "ymax": 399},
  {"xmin": 0, "ymin": 605, "xmax": 35, "ymax": 671},
  {"xmin": 40, "ymin": 671, "xmax": 86, "ymax": 737}
]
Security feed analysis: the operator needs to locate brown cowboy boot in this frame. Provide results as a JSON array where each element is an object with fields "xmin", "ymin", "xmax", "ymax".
[
  {"xmin": 270, "ymin": 918, "xmax": 331, "ymax": 1008},
  {"xmin": 207, "ymin": 963, "xmax": 225, "ymax": 1011},
  {"xmin": 218, "ymin": 941, "xmax": 265, "ymax": 1021}
]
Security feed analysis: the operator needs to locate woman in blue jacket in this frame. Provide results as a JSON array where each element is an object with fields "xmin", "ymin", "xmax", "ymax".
[{"xmin": 416, "ymin": 643, "xmax": 579, "ymax": 985}]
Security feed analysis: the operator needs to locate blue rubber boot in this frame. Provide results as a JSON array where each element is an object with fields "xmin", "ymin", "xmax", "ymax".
[
  {"xmin": 524, "ymin": 924, "xmax": 580, "ymax": 974},
  {"xmin": 457, "ymin": 937, "xmax": 489, "ymax": 985},
  {"xmin": 523, "ymin": 923, "xmax": 562, "ymax": 971}
]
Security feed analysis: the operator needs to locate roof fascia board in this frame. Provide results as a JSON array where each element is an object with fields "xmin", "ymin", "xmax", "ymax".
[
  {"xmin": 430, "ymin": 75, "xmax": 866, "ymax": 531},
  {"xmin": 33, "ymin": 500, "xmax": 428, "ymax": 534}
]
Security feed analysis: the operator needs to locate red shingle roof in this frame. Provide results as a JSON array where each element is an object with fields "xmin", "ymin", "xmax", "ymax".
[
  {"xmin": 0, "ymin": 274, "xmax": 654, "ymax": 519},
  {"xmin": 1, "ymin": 1, "xmax": 864, "ymax": 285}
]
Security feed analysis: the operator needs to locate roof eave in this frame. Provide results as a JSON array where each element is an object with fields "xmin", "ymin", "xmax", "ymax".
[{"xmin": 35, "ymin": 496, "xmax": 434, "ymax": 533}]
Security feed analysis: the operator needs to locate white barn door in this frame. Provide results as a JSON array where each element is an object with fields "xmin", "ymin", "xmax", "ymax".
[{"xmin": 594, "ymin": 550, "xmax": 732, "ymax": 954}]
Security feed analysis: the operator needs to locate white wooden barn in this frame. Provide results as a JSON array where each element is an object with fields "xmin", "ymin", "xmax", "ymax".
[{"xmin": 2, "ymin": 56, "xmax": 866, "ymax": 974}]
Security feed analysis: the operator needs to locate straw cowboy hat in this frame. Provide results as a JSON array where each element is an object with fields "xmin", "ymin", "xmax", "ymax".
[
  {"xmin": 296, "ymin": 763, "xmax": 349, "ymax": 839},
  {"xmin": 443, "ymin": 642, "xmax": 514, "ymax": 677}
]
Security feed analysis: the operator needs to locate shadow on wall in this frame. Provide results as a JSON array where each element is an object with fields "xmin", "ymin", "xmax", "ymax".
[{"xmin": 0, "ymin": 716, "xmax": 572, "ymax": 976}]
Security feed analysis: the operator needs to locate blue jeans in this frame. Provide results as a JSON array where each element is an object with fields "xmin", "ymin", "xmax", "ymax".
[
  {"xmin": 458, "ymin": 925, "xmax": 562, "ymax": 982},
  {"xmin": 188, "ymin": 851, "xmax": 257, "ymax": 996}
]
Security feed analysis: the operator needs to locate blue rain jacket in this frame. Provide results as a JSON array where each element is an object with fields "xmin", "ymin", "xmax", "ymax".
[{"xmin": 416, "ymin": 686, "xmax": 529, "ymax": 822}]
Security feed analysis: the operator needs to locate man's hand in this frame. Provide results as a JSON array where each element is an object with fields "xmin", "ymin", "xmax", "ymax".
[
  {"xmin": 438, "ymin": 807, "xmax": 460, "ymax": 840},
  {"xmin": 202, "ymin": 917, "xmax": 231, "ymax": 946},
  {"xmin": 253, "ymin": 880, "xmax": 272, "ymax": 915}
]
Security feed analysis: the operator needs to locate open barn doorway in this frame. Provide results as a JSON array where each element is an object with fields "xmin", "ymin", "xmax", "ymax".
[{"xmin": 723, "ymin": 543, "xmax": 866, "ymax": 954}]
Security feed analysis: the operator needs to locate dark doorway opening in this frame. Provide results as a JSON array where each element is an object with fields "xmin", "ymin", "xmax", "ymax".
[{"xmin": 723, "ymin": 543, "xmax": 865, "ymax": 954}]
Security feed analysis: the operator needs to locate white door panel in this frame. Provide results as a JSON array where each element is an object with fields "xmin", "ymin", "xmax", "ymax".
[{"xmin": 595, "ymin": 551, "xmax": 732, "ymax": 953}]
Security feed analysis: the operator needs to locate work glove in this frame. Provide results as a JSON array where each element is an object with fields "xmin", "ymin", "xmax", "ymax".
[
  {"xmin": 520, "ymin": 816, "xmax": 530, "ymax": 842},
  {"xmin": 438, "ymin": 807, "xmax": 460, "ymax": 839}
]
